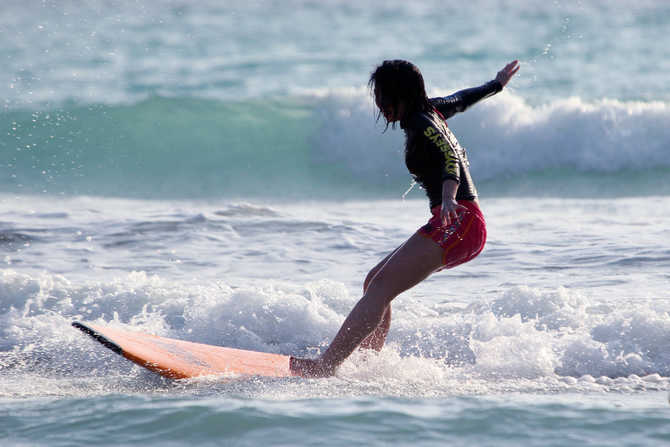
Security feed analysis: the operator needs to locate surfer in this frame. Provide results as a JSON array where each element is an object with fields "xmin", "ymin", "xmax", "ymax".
[{"xmin": 291, "ymin": 60, "xmax": 520, "ymax": 377}]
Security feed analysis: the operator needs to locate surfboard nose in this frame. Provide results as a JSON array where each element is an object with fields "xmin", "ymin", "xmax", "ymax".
[{"xmin": 73, "ymin": 321, "xmax": 123, "ymax": 355}]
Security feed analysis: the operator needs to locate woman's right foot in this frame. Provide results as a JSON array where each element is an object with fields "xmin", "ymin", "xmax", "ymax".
[{"xmin": 289, "ymin": 357, "xmax": 335, "ymax": 378}]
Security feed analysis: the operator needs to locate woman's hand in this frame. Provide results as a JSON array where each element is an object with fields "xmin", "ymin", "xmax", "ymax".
[
  {"xmin": 441, "ymin": 179, "xmax": 466, "ymax": 226},
  {"xmin": 495, "ymin": 60, "xmax": 520, "ymax": 87},
  {"xmin": 441, "ymin": 199, "xmax": 468, "ymax": 227}
]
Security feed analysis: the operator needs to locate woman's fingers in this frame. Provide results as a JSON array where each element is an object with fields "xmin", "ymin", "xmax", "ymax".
[
  {"xmin": 496, "ymin": 60, "xmax": 520, "ymax": 86},
  {"xmin": 504, "ymin": 60, "xmax": 520, "ymax": 74},
  {"xmin": 507, "ymin": 60, "xmax": 520, "ymax": 76},
  {"xmin": 441, "ymin": 211, "xmax": 449, "ymax": 226},
  {"xmin": 442, "ymin": 204, "xmax": 469, "ymax": 226},
  {"xmin": 453, "ymin": 205, "xmax": 468, "ymax": 224}
]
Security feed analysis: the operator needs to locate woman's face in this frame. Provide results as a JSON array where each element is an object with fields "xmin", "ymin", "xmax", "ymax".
[{"xmin": 375, "ymin": 88, "xmax": 404, "ymax": 123}]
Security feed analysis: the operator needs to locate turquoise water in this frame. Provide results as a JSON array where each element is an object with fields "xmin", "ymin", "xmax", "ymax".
[
  {"xmin": 2, "ymin": 1, "xmax": 670, "ymax": 446},
  {"xmin": 4, "ymin": 394, "xmax": 670, "ymax": 446},
  {"xmin": 2, "ymin": 0, "xmax": 669, "ymax": 199},
  {"xmin": 3, "ymin": 95, "xmax": 669, "ymax": 198}
]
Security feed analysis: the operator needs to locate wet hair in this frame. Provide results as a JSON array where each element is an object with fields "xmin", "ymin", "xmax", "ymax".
[{"xmin": 368, "ymin": 60, "xmax": 432, "ymax": 129}]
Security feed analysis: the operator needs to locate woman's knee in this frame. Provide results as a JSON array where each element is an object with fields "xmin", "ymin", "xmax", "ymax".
[
  {"xmin": 363, "ymin": 266, "xmax": 380, "ymax": 293},
  {"xmin": 364, "ymin": 270, "xmax": 399, "ymax": 305},
  {"xmin": 364, "ymin": 248, "xmax": 400, "ymax": 293}
]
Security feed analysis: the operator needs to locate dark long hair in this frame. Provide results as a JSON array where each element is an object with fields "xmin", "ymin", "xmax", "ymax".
[{"xmin": 368, "ymin": 60, "xmax": 432, "ymax": 129}]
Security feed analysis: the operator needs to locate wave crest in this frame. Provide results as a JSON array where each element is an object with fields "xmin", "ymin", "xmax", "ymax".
[{"xmin": 2, "ymin": 93, "xmax": 668, "ymax": 198}]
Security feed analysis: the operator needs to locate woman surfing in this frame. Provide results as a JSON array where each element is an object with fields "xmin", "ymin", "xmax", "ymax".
[{"xmin": 291, "ymin": 59, "xmax": 520, "ymax": 377}]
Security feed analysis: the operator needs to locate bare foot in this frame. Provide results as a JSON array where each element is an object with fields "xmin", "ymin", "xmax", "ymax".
[{"xmin": 289, "ymin": 357, "xmax": 335, "ymax": 378}]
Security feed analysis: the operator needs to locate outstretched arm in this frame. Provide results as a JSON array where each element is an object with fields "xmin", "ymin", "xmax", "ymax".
[{"xmin": 431, "ymin": 60, "xmax": 520, "ymax": 120}]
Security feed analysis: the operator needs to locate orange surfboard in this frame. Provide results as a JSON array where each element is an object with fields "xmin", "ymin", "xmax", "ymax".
[{"xmin": 72, "ymin": 321, "xmax": 296, "ymax": 380}]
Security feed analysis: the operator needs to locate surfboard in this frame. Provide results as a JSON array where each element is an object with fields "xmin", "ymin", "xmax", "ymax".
[{"xmin": 72, "ymin": 321, "xmax": 296, "ymax": 380}]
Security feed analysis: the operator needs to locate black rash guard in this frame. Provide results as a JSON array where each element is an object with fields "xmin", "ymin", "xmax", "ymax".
[{"xmin": 401, "ymin": 80, "xmax": 502, "ymax": 209}]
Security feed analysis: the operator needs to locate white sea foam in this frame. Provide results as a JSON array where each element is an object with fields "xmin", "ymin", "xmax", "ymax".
[
  {"xmin": 1, "ymin": 193, "xmax": 668, "ymax": 398},
  {"xmin": 2, "ymin": 269, "xmax": 669, "ymax": 398}
]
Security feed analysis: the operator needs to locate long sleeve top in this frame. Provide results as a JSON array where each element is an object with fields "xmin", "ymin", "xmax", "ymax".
[{"xmin": 402, "ymin": 80, "xmax": 502, "ymax": 208}]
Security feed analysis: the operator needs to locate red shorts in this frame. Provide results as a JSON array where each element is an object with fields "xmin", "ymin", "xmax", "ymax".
[{"xmin": 418, "ymin": 200, "xmax": 487, "ymax": 270}]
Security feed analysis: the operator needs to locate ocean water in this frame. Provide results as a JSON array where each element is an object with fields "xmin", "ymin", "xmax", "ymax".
[{"xmin": 2, "ymin": 1, "xmax": 670, "ymax": 446}]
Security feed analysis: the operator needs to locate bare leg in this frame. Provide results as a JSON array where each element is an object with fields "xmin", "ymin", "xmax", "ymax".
[
  {"xmin": 358, "ymin": 306, "xmax": 390, "ymax": 351},
  {"xmin": 358, "ymin": 248, "xmax": 399, "ymax": 351},
  {"xmin": 291, "ymin": 232, "xmax": 443, "ymax": 377}
]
